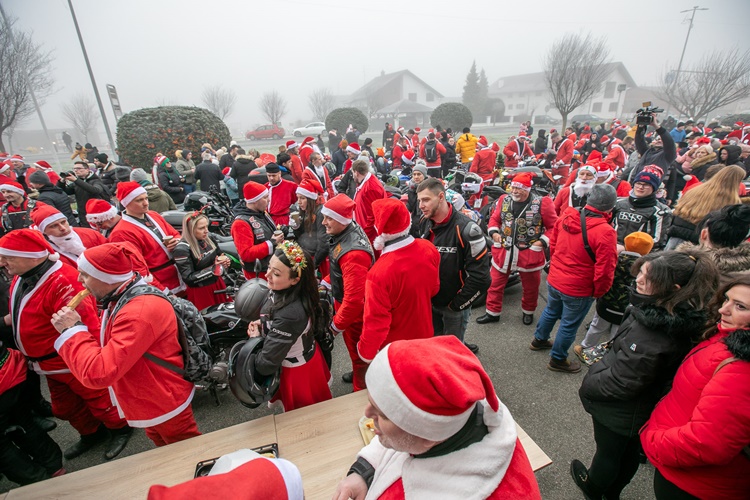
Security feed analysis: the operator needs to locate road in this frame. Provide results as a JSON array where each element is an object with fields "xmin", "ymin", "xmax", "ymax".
[{"xmin": 0, "ymin": 277, "xmax": 655, "ymax": 499}]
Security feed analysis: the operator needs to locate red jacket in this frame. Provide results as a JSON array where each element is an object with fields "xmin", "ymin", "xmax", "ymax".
[
  {"xmin": 265, "ymin": 179, "xmax": 297, "ymax": 225},
  {"xmin": 552, "ymin": 137, "xmax": 574, "ymax": 165},
  {"xmin": 419, "ymin": 141, "xmax": 447, "ymax": 168},
  {"xmin": 0, "ymin": 348, "xmax": 27, "ymax": 394},
  {"xmin": 641, "ymin": 331, "xmax": 750, "ymax": 500},
  {"xmin": 301, "ymin": 166, "xmax": 334, "ymax": 200},
  {"xmin": 469, "ymin": 148, "xmax": 497, "ymax": 181},
  {"xmin": 354, "ymin": 173, "xmax": 386, "ymax": 244},
  {"xmin": 358, "ymin": 237, "xmax": 439, "ymax": 362},
  {"xmin": 391, "ymin": 145, "xmax": 407, "ymax": 169},
  {"xmin": 606, "ymin": 141, "xmax": 627, "ymax": 170},
  {"xmin": 299, "ymin": 144, "xmax": 314, "ymax": 167},
  {"xmin": 327, "ymin": 249, "xmax": 373, "ymax": 331},
  {"xmin": 289, "ymin": 154, "xmax": 304, "ymax": 183},
  {"xmin": 503, "ymin": 139, "xmax": 534, "ymax": 168},
  {"xmin": 547, "ymin": 206, "xmax": 617, "ymax": 298},
  {"xmin": 56, "ymin": 284, "xmax": 195, "ymax": 428}
]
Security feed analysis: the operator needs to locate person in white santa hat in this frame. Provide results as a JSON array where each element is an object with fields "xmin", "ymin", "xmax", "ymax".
[
  {"xmin": 0, "ymin": 229, "xmax": 132, "ymax": 460},
  {"xmin": 333, "ymin": 336, "xmax": 542, "ymax": 500},
  {"xmin": 503, "ymin": 132, "xmax": 535, "ymax": 168},
  {"xmin": 357, "ymin": 198, "xmax": 440, "ymax": 364},
  {"xmin": 470, "ymin": 136, "xmax": 497, "ymax": 182},
  {"xmin": 594, "ymin": 161, "xmax": 631, "ymax": 197},
  {"xmin": 84, "ymin": 198, "xmax": 121, "ymax": 237},
  {"xmin": 30, "ymin": 203, "xmax": 106, "ymax": 268},
  {"xmin": 108, "ymin": 181, "xmax": 185, "ymax": 294},
  {"xmin": 51, "ymin": 242, "xmax": 201, "ymax": 447},
  {"xmin": 554, "ymin": 163, "xmax": 598, "ymax": 216}
]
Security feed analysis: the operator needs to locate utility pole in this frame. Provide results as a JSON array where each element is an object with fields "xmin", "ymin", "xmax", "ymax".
[
  {"xmin": 66, "ymin": 0, "xmax": 116, "ymax": 153},
  {"xmin": 666, "ymin": 5, "xmax": 708, "ymax": 118}
]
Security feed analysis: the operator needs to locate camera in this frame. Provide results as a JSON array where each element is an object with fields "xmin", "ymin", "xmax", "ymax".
[{"xmin": 636, "ymin": 101, "xmax": 664, "ymax": 126}]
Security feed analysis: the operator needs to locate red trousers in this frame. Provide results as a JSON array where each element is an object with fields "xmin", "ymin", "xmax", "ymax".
[
  {"xmin": 552, "ymin": 165, "xmax": 570, "ymax": 185},
  {"xmin": 342, "ymin": 321, "xmax": 368, "ymax": 391},
  {"xmin": 486, "ymin": 267, "xmax": 541, "ymax": 316},
  {"xmin": 144, "ymin": 406, "xmax": 201, "ymax": 447},
  {"xmin": 46, "ymin": 373, "xmax": 127, "ymax": 436}
]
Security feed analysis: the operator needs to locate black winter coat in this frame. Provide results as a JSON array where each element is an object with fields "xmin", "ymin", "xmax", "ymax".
[
  {"xmin": 58, "ymin": 173, "xmax": 110, "ymax": 226},
  {"xmin": 157, "ymin": 168, "xmax": 185, "ymax": 204},
  {"xmin": 624, "ymin": 126, "xmax": 677, "ymax": 183},
  {"xmin": 579, "ymin": 297, "xmax": 706, "ymax": 437},
  {"xmin": 194, "ymin": 161, "xmax": 222, "ymax": 192},
  {"xmin": 35, "ymin": 185, "xmax": 77, "ymax": 226},
  {"xmin": 230, "ymin": 155, "xmax": 257, "ymax": 197},
  {"xmin": 666, "ymin": 215, "xmax": 699, "ymax": 244}
]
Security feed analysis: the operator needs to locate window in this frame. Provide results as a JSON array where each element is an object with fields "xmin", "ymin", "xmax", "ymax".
[
  {"xmin": 592, "ymin": 102, "xmax": 602, "ymax": 113},
  {"xmin": 507, "ymin": 104, "xmax": 514, "ymax": 110},
  {"xmin": 408, "ymin": 93, "xmax": 417, "ymax": 102},
  {"xmin": 517, "ymin": 103, "xmax": 525, "ymax": 110},
  {"xmin": 604, "ymin": 82, "xmax": 616, "ymax": 99},
  {"xmin": 609, "ymin": 102, "xmax": 618, "ymax": 112},
  {"xmin": 426, "ymin": 92, "xmax": 434, "ymax": 102}
]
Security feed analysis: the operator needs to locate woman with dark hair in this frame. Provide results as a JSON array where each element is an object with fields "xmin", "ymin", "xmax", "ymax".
[
  {"xmin": 572, "ymin": 248, "xmax": 720, "ymax": 499},
  {"xmin": 247, "ymin": 241, "xmax": 332, "ymax": 412},
  {"xmin": 173, "ymin": 213, "xmax": 231, "ymax": 310},
  {"xmin": 534, "ymin": 129, "xmax": 548, "ymax": 155},
  {"xmin": 291, "ymin": 178, "xmax": 328, "ymax": 272},
  {"xmin": 690, "ymin": 204, "xmax": 750, "ymax": 275},
  {"xmin": 641, "ymin": 275, "xmax": 750, "ymax": 499}
]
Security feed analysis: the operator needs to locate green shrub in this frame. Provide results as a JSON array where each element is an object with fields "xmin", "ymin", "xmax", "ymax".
[
  {"xmin": 117, "ymin": 106, "xmax": 231, "ymax": 171},
  {"xmin": 430, "ymin": 102, "xmax": 473, "ymax": 132},
  {"xmin": 325, "ymin": 107, "xmax": 369, "ymax": 135}
]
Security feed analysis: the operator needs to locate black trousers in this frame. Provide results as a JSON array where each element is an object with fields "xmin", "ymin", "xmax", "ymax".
[
  {"xmin": 653, "ymin": 468, "xmax": 699, "ymax": 500},
  {"xmin": 587, "ymin": 418, "xmax": 642, "ymax": 499},
  {"xmin": 0, "ymin": 379, "xmax": 63, "ymax": 486}
]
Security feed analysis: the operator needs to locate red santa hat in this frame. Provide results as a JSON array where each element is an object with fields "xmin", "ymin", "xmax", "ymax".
[
  {"xmin": 30, "ymin": 203, "xmax": 66, "ymax": 233},
  {"xmin": 366, "ymin": 336, "xmax": 500, "ymax": 441},
  {"xmin": 491, "ymin": 142, "xmax": 500, "ymax": 152},
  {"xmin": 321, "ymin": 193, "xmax": 355, "ymax": 225},
  {"xmin": 154, "ymin": 155, "xmax": 169, "ymax": 168},
  {"xmin": 0, "ymin": 181, "xmax": 25, "ymax": 196},
  {"xmin": 578, "ymin": 164, "xmax": 598, "ymax": 178},
  {"xmin": 301, "ymin": 136, "xmax": 315, "ymax": 146},
  {"xmin": 116, "ymin": 181, "xmax": 147, "ymax": 207},
  {"xmin": 0, "ymin": 161, "xmax": 10, "ymax": 174},
  {"xmin": 477, "ymin": 136, "xmax": 488, "ymax": 148},
  {"xmin": 414, "ymin": 127, "xmax": 421, "ymax": 134},
  {"xmin": 596, "ymin": 162, "xmax": 613, "ymax": 182},
  {"xmin": 695, "ymin": 136, "xmax": 711, "ymax": 146},
  {"xmin": 78, "ymin": 243, "xmax": 135, "ymax": 284},
  {"xmin": 242, "ymin": 181, "xmax": 268, "ymax": 203},
  {"xmin": 285, "ymin": 140, "xmax": 299, "ymax": 151},
  {"xmin": 85, "ymin": 199, "xmax": 118, "ymax": 224},
  {"xmin": 587, "ymin": 150, "xmax": 603, "ymax": 164},
  {"xmin": 255, "ymin": 152, "xmax": 276, "ymax": 168},
  {"xmin": 372, "ymin": 198, "xmax": 411, "ymax": 251},
  {"xmin": 401, "ymin": 149, "xmax": 415, "ymax": 166},
  {"xmin": 744, "ymin": 124, "xmax": 750, "ymax": 131},
  {"xmin": 10, "ymin": 154, "xmax": 23, "ymax": 162},
  {"xmin": 222, "ymin": 167, "xmax": 231, "ymax": 176},
  {"xmin": 734, "ymin": 122, "xmax": 744, "ymax": 128},
  {"xmin": 33, "ymin": 160, "xmax": 53, "ymax": 170},
  {"xmin": 346, "ymin": 143, "xmax": 360, "ymax": 155},
  {"xmin": 295, "ymin": 178, "xmax": 323, "ymax": 200},
  {"xmin": 517, "ymin": 132, "xmax": 528, "ymax": 139},
  {"xmin": 0, "ymin": 228, "xmax": 58, "ymax": 261},
  {"xmin": 600, "ymin": 135, "xmax": 610, "ymax": 145},
  {"xmin": 682, "ymin": 174, "xmax": 702, "ymax": 193},
  {"xmin": 510, "ymin": 172, "xmax": 534, "ymax": 191}
]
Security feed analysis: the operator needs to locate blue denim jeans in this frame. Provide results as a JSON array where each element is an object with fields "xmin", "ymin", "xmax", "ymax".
[
  {"xmin": 533, "ymin": 283, "xmax": 594, "ymax": 361},
  {"xmin": 182, "ymin": 183, "xmax": 195, "ymax": 194},
  {"xmin": 432, "ymin": 305, "xmax": 467, "ymax": 342}
]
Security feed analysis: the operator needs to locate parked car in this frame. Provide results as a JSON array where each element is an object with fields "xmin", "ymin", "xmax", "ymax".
[
  {"xmin": 569, "ymin": 114, "xmax": 606, "ymax": 125},
  {"xmin": 533, "ymin": 115, "xmax": 560, "ymax": 125},
  {"xmin": 292, "ymin": 122, "xmax": 326, "ymax": 137},
  {"xmin": 245, "ymin": 124, "xmax": 285, "ymax": 141}
]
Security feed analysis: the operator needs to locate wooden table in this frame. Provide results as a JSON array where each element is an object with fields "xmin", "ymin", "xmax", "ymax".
[{"xmin": 6, "ymin": 415, "xmax": 277, "ymax": 500}]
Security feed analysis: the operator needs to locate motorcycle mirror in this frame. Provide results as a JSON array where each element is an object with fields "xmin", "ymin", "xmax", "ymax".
[{"xmin": 553, "ymin": 175, "xmax": 562, "ymax": 180}]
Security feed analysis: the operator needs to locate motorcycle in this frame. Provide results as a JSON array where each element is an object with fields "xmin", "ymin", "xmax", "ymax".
[{"xmin": 161, "ymin": 187, "xmax": 236, "ymax": 236}]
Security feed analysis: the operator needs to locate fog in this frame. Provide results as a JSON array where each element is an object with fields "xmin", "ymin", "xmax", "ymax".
[{"xmin": 5, "ymin": 0, "xmax": 750, "ymax": 139}]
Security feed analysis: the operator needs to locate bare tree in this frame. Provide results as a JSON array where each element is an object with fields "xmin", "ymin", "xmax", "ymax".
[
  {"xmin": 61, "ymin": 94, "xmax": 98, "ymax": 142},
  {"xmin": 543, "ymin": 32, "xmax": 611, "ymax": 130},
  {"xmin": 201, "ymin": 85, "xmax": 237, "ymax": 120},
  {"xmin": 258, "ymin": 91, "xmax": 288, "ymax": 125},
  {"xmin": 0, "ymin": 17, "xmax": 54, "ymax": 152},
  {"xmin": 308, "ymin": 87, "xmax": 335, "ymax": 121},
  {"xmin": 657, "ymin": 47, "xmax": 750, "ymax": 120}
]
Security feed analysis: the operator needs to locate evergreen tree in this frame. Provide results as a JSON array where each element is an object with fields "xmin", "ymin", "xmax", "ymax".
[
  {"xmin": 478, "ymin": 68, "xmax": 489, "ymax": 118},
  {"xmin": 462, "ymin": 61, "xmax": 480, "ymax": 116}
]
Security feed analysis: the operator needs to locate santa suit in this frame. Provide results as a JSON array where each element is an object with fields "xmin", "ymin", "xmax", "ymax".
[
  {"xmin": 469, "ymin": 147, "xmax": 497, "ymax": 182},
  {"xmin": 410, "ymin": 134, "xmax": 419, "ymax": 152},
  {"xmin": 486, "ymin": 194, "xmax": 557, "ymax": 316},
  {"xmin": 503, "ymin": 139, "xmax": 534, "ymax": 168},
  {"xmin": 391, "ymin": 145, "xmax": 406, "ymax": 169},
  {"xmin": 357, "ymin": 237, "xmax": 440, "ymax": 363},
  {"xmin": 354, "ymin": 173, "xmax": 387, "ymax": 246},
  {"xmin": 265, "ymin": 179, "xmax": 297, "ymax": 225},
  {"xmin": 231, "ymin": 208, "xmax": 276, "ymax": 280},
  {"xmin": 55, "ymin": 278, "xmax": 199, "ymax": 446},
  {"xmin": 302, "ymin": 165, "xmax": 334, "ymax": 200},
  {"xmin": 50, "ymin": 227, "xmax": 107, "ymax": 268},
  {"xmin": 11, "ymin": 260, "xmax": 126, "ymax": 435},
  {"xmin": 356, "ymin": 400, "xmax": 541, "ymax": 500},
  {"xmin": 551, "ymin": 137, "xmax": 574, "ymax": 183},
  {"xmin": 289, "ymin": 154, "xmax": 304, "ymax": 183},
  {"xmin": 109, "ymin": 211, "xmax": 185, "ymax": 294},
  {"xmin": 299, "ymin": 144, "xmax": 314, "ymax": 167},
  {"xmin": 606, "ymin": 140, "xmax": 627, "ymax": 171}
]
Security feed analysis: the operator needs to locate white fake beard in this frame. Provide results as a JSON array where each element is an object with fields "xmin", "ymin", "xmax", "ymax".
[
  {"xmin": 48, "ymin": 231, "xmax": 87, "ymax": 257},
  {"xmin": 573, "ymin": 179, "xmax": 595, "ymax": 198},
  {"xmin": 510, "ymin": 192, "xmax": 528, "ymax": 202}
]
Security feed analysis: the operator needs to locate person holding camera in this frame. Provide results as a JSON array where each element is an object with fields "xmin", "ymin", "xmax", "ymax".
[
  {"xmin": 622, "ymin": 113, "xmax": 676, "ymax": 194},
  {"xmin": 58, "ymin": 162, "xmax": 111, "ymax": 226}
]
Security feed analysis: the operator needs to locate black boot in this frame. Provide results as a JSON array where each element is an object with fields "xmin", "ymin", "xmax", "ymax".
[
  {"xmin": 32, "ymin": 415, "xmax": 57, "ymax": 433},
  {"xmin": 341, "ymin": 371, "xmax": 353, "ymax": 383},
  {"xmin": 104, "ymin": 426, "xmax": 133, "ymax": 460},
  {"xmin": 64, "ymin": 426, "xmax": 108, "ymax": 460},
  {"xmin": 34, "ymin": 398, "xmax": 54, "ymax": 418},
  {"xmin": 476, "ymin": 313, "xmax": 500, "ymax": 324},
  {"xmin": 570, "ymin": 459, "xmax": 603, "ymax": 500},
  {"xmin": 522, "ymin": 313, "xmax": 534, "ymax": 325}
]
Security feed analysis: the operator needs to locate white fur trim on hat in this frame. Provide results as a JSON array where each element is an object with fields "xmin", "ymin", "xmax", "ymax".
[
  {"xmin": 579, "ymin": 165, "xmax": 597, "ymax": 177},
  {"xmin": 373, "ymin": 226, "xmax": 411, "ymax": 252},
  {"xmin": 86, "ymin": 205, "xmax": 118, "ymax": 223},
  {"xmin": 0, "ymin": 247, "xmax": 52, "ymax": 259},
  {"xmin": 510, "ymin": 181, "xmax": 532, "ymax": 192},
  {"xmin": 295, "ymin": 186, "xmax": 318, "ymax": 200},
  {"xmin": 320, "ymin": 206, "xmax": 351, "ymax": 226},
  {"xmin": 367, "ymin": 343, "xmax": 475, "ymax": 442},
  {"xmin": 120, "ymin": 185, "xmax": 147, "ymax": 207},
  {"xmin": 0, "ymin": 184, "xmax": 24, "ymax": 196},
  {"xmin": 246, "ymin": 187, "xmax": 269, "ymax": 204},
  {"xmin": 346, "ymin": 145, "xmax": 360, "ymax": 155},
  {"xmin": 77, "ymin": 254, "xmax": 134, "ymax": 284},
  {"xmin": 38, "ymin": 212, "xmax": 67, "ymax": 233},
  {"xmin": 0, "ymin": 164, "xmax": 10, "ymax": 174}
]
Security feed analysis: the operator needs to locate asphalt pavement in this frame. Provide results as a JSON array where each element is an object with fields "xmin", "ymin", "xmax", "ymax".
[{"xmin": 0, "ymin": 275, "xmax": 656, "ymax": 499}]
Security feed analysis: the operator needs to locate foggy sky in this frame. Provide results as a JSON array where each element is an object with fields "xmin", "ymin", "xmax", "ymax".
[{"xmin": 6, "ymin": 0, "xmax": 750, "ymax": 139}]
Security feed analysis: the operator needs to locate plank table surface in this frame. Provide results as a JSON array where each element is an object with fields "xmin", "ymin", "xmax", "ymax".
[{"xmin": 5, "ymin": 415, "xmax": 277, "ymax": 500}]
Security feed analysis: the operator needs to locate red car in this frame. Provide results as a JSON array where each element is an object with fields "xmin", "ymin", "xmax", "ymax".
[{"xmin": 245, "ymin": 124, "xmax": 285, "ymax": 141}]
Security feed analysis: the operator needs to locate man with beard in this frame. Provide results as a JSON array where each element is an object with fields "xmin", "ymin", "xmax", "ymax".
[
  {"xmin": 264, "ymin": 163, "xmax": 298, "ymax": 226},
  {"xmin": 58, "ymin": 161, "xmax": 110, "ymax": 225},
  {"xmin": 554, "ymin": 164, "xmax": 598, "ymax": 215},
  {"xmin": 231, "ymin": 181, "xmax": 282, "ymax": 280},
  {"xmin": 302, "ymin": 152, "xmax": 334, "ymax": 200},
  {"xmin": 352, "ymin": 159, "xmax": 387, "ymax": 248},
  {"xmin": 30, "ymin": 204, "xmax": 106, "ymax": 268},
  {"xmin": 478, "ymin": 173, "xmax": 557, "ymax": 326}
]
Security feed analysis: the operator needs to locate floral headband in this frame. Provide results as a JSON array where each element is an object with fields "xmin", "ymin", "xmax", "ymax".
[{"xmin": 280, "ymin": 240, "xmax": 307, "ymax": 276}]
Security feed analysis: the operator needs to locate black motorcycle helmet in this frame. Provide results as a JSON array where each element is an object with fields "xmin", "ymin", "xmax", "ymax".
[
  {"xmin": 233, "ymin": 277, "xmax": 269, "ymax": 321},
  {"xmin": 228, "ymin": 338, "xmax": 280, "ymax": 409},
  {"xmin": 183, "ymin": 191, "xmax": 213, "ymax": 211}
]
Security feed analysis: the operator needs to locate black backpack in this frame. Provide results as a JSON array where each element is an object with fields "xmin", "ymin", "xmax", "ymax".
[
  {"xmin": 313, "ymin": 288, "xmax": 335, "ymax": 368},
  {"xmin": 424, "ymin": 140, "xmax": 438, "ymax": 163},
  {"xmin": 110, "ymin": 284, "xmax": 213, "ymax": 383}
]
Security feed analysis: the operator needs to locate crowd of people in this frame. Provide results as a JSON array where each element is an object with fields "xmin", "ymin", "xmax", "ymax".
[{"xmin": 0, "ymin": 111, "xmax": 748, "ymax": 499}]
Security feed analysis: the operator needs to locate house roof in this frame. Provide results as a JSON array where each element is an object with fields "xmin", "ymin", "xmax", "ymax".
[
  {"xmin": 349, "ymin": 70, "xmax": 444, "ymax": 101},
  {"xmin": 490, "ymin": 62, "xmax": 638, "ymax": 95},
  {"xmin": 374, "ymin": 99, "xmax": 435, "ymax": 115}
]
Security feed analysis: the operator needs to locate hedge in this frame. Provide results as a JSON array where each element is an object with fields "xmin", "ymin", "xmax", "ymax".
[{"xmin": 325, "ymin": 107, "xmax": 369, "ymax": 135}]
